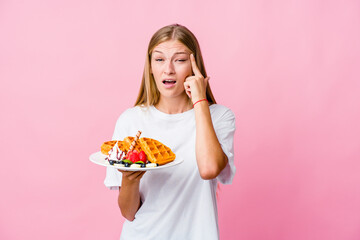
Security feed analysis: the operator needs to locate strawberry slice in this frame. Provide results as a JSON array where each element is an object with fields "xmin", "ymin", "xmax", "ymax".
[
  {"xmin": 126, "ymin": 149, "xmax": 138, "ymax": 157},
  {"xmin": 139, "ymin": 151, "xmax": 147, "ymax": 163},
  {"xmin": 129, "ymin": 151, "xmax": 139, "ymax": 163},
  {"xmin": 125, "ymin": 151, "xmax": 132, "ymax": 160}
]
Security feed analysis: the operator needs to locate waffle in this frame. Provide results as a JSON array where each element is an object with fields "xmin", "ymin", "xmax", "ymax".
[
  {"xmin": 138, "ymin": 137, "xmax": 176, "ymax": 165},
  {"xmin": 100, "ymin": 141, "xmax": 126, "ymax": 155},
  {"xmin": 122, "ymin": 137, "xmax": 143, "ymax": 153},
  {"xmin": 100, "ymin": 137, "xmax": 176, "ymax": 165}
]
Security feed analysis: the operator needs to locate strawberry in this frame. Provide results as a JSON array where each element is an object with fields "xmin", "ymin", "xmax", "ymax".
[
  {"xmin": 125, "ymin": 151, "xmax": 132, "ymax": 160},
  {"xmin": 129, "ymin": 151, "xmax": 139, "ymax": 163},
  {"xmin": 139, "ymin": 151, "xmax": 147, "ymax": 163},
  {"xmin": 128, "ymin": 150, "xmax": 138, "ymax": 157}
]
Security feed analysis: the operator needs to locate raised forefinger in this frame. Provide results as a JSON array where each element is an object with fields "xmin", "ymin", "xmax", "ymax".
[{"xmin": 190, "ymin": 54, "xmax": 202, "ymax": 77}]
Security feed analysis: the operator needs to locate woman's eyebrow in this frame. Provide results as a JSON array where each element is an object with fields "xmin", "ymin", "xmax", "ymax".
[
  {"xmin": 153, "ymin": 50, "xmax": 189, "ymax": 55},
  {"xmin": 174, "ymin": 52, "xmax": 189, "ymax": 55}
]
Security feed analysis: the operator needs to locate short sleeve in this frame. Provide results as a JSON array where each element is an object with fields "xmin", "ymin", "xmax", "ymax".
[
  {"xmin": 213, "ymin": 106, "xmax": 236, "ymax": 184},
  {"xmin": 104, "ymin": 167, "xmax": 122, "ymax": 190}
]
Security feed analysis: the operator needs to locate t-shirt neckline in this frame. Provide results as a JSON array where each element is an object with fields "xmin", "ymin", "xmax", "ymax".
[{"xmin": 149, "ymin": 105, "xmax": 194, "ymax": 120}]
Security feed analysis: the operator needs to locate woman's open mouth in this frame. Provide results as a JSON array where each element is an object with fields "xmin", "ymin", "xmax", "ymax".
[{"xmin": 162, "ymin": 79, "xmax": 177, "ymax": 88}]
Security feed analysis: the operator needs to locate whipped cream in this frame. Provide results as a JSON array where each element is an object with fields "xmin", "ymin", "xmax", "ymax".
[{"xmin": 107, "ymin": 141, "xmax": 124, "ymax": 161}]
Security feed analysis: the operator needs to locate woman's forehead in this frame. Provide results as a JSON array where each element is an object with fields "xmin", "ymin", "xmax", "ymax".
[{"xmin": 152, "ymin": 40, "xmax": 191, "ymax": 55}]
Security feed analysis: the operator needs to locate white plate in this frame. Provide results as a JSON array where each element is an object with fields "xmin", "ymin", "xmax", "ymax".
[{"xmin": 89, "ymin": 151, "xmax": 183, "ymax": 171}]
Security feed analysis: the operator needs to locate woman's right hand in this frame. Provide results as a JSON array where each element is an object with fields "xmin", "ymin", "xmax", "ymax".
[{"xmin": 118, "ymin": 170, "xmax": 146, "ymax": 185}]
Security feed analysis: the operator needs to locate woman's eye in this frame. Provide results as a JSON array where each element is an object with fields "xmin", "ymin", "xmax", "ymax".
[
  {"xmin": 176, "ymin": 59, "xmax": 187, "ymax": 62},
  {"xmin": 155, "ymin": 58, "xmax": 163, "ymax": 62}
]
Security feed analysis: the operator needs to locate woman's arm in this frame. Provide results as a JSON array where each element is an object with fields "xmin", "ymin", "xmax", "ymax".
[
  {"xmin": 184, "ymin": 54, "xmax": 228, "ymax": 179},
  {"xmin": 118, "ymin": 171, "xmax": 145, "ymax": 221},
  {"xmin": 194, "ymin": 102, "xmax": 228, "ymax": 179}
]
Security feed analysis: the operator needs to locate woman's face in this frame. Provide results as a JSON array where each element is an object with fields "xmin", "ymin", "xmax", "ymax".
[{"xmin": 151, "ymin": 40, "xmax": 192, "ymax": 100}]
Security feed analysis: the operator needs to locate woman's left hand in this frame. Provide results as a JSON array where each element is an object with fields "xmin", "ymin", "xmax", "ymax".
[{"xmin": 184, "ymin": 54, "xmax": 210, "ymax": 103}]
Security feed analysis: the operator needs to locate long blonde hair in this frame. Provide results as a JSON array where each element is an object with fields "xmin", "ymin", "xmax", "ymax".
[{"xmin": 135, "ymin": 24, "xmax": 216, "ymax": 106}]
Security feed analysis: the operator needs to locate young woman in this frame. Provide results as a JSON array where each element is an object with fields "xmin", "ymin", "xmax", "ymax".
[{"xmin": 104, "ymin": 24, "xmax": 236, "ymax": 240}]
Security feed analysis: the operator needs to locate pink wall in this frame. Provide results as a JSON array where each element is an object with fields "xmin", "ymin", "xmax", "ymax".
[{"xmin": 1, "ymin": 1, "xmax": 359, "ymax": 239}]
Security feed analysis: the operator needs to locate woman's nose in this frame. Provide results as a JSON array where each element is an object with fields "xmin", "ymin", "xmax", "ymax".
[{"xmin": 164, "ymin": 60, "xmax": 175, "ymax": 75}]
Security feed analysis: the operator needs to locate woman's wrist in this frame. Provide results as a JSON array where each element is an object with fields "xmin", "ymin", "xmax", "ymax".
[
  {"xmin": 192, "ymin": 98, "xmax": 208, "ymax": 108},
  {"xmin": 122, "ymin": 176, "xmax": 141, "ymax": 187}
]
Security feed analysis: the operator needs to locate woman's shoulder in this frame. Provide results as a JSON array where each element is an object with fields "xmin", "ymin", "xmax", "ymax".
[
  {"xmin": 116, "ymin": 105, "xmax": 150, "ymax": 120},
  {"xmin": 209, "ymin": 104, "xmax": 236, "ymax": 131},
  {"xmin": 209, "ymin": 104, "xmax": 235, "ymax": 119}
]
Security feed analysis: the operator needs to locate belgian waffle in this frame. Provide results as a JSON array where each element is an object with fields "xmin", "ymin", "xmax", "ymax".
[
  {"xmin": 100, "ymin": 141, "xmax": 126, "ymax": 155},
  {"xmin": 123, "ymin": 137, "xmax": 143, "ymax": 153},
  {"xmin": 138, "ymin": 137, "xmax": 176, "ymax": 165},
  {"xmin": 101, "ymin": 137, "xmax": 176, "ymax": 165}
]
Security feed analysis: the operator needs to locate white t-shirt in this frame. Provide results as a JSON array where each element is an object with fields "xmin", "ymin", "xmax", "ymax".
[{"xmin": 104, "ymin": 104, "xmax": 236, "ymax": 240}]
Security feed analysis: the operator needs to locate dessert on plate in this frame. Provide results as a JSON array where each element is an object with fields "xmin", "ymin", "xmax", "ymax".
[{"xmin": 100, "ymin": 131, "xmax": 176, "ymax": 169}]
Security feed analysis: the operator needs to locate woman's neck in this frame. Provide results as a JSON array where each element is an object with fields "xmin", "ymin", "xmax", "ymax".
[{"xmin": 155, "ymin": 96, "xmax": 192, "ymax": 114}]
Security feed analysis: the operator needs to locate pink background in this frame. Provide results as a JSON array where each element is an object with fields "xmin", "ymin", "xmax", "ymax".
[{"xmin": 1, "ymin": 1, "xmax": 359, "ymax": 239}]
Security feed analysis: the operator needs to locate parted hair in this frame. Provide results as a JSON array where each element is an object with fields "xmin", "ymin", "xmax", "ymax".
[{"xmin": 134, "ymin": 24, "xmax": 216, "ymax": 106}]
